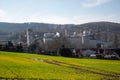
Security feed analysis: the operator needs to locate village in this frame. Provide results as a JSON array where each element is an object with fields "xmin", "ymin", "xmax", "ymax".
[{"xmin": 0, "ymin": 26, "xmax": 120, "ymax": 60}]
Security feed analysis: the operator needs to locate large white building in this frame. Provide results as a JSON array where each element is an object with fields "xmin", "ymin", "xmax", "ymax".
[
  {"xmin": 42, "ymin": 30, "xmax": 112, "ymax": 49},
  {"xmin": 65, "ymin": 30, "xmax": 112, "ymax": 49}
]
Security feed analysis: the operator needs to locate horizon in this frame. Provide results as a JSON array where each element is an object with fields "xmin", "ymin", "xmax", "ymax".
[
  {"xmin": 0, "ymin": 21, "xmax": 119, "ymax": 25},
  {"xmin": 0, "ymin": 0, "xmax": 120, "ymax": 24}
]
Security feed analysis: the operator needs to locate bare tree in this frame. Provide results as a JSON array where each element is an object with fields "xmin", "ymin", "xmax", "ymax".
[
  {"xmin": 29, "ymin": 39, "xmax": 42, "ymax": 53},
  {"xmin": 47, "ymin": 34, "xmax": 71, "ymax": 55}
]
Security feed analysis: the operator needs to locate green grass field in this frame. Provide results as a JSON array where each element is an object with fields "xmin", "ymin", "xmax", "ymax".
[{"xmin": 0, "ymin": 51, "xmax": 120, "ymax": 80}]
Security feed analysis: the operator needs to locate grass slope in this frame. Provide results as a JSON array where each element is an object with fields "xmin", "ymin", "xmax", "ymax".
[{"xmin": 0, "ymin": 51, "xmax": 120, "ymax": 80}]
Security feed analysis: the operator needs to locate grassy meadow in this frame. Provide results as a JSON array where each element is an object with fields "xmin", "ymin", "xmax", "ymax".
[{"xmin": 0, "ymin": 51, "xmax": 120, "ymax": 80}]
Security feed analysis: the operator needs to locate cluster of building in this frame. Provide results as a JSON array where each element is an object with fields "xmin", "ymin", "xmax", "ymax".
[
  {"xmin": 0, "ymin": 28, "xmax": 119, "ymax": 50},
  {"xmin": 0, "ymin": 28, "xmax": 120, "ymax": 59},
  {"xmin": 43, "ymin": 30, "xmax": 111, "ymax": 49},
  {"xmin": 39, "ymin": 30, "xmax": 120, "ymax": 59}
]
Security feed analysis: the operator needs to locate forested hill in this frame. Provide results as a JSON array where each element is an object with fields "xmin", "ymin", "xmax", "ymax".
[
  {"xmin": 78, "ymin": 22, "xmax": 120, "ymax": 31},
  {"xmin": 0, "ymin": 22, "xmax": 120, "ymax": 33}
]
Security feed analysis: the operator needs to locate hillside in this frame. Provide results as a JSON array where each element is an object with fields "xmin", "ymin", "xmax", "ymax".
[
  {"xmin": 0, "ymin": 22, "xmax": 120, "ymax": 33},
  {"xmin": 0, "ymin": 51, "xmax": 120, "ymax": 80},
  {"xmin": 78, "ymin": 22, "xmax": 120, "ymax": 31}
]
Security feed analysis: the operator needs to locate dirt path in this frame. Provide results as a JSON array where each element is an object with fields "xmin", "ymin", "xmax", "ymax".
[{"xmin": 30, "ymin": 58, "xmax": 120, "ymax": 79}]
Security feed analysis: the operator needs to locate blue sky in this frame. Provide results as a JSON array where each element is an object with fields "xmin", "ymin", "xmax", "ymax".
[{"xmin": 0, "ymin": 0, "xmax": 120, "ymax": 24}]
